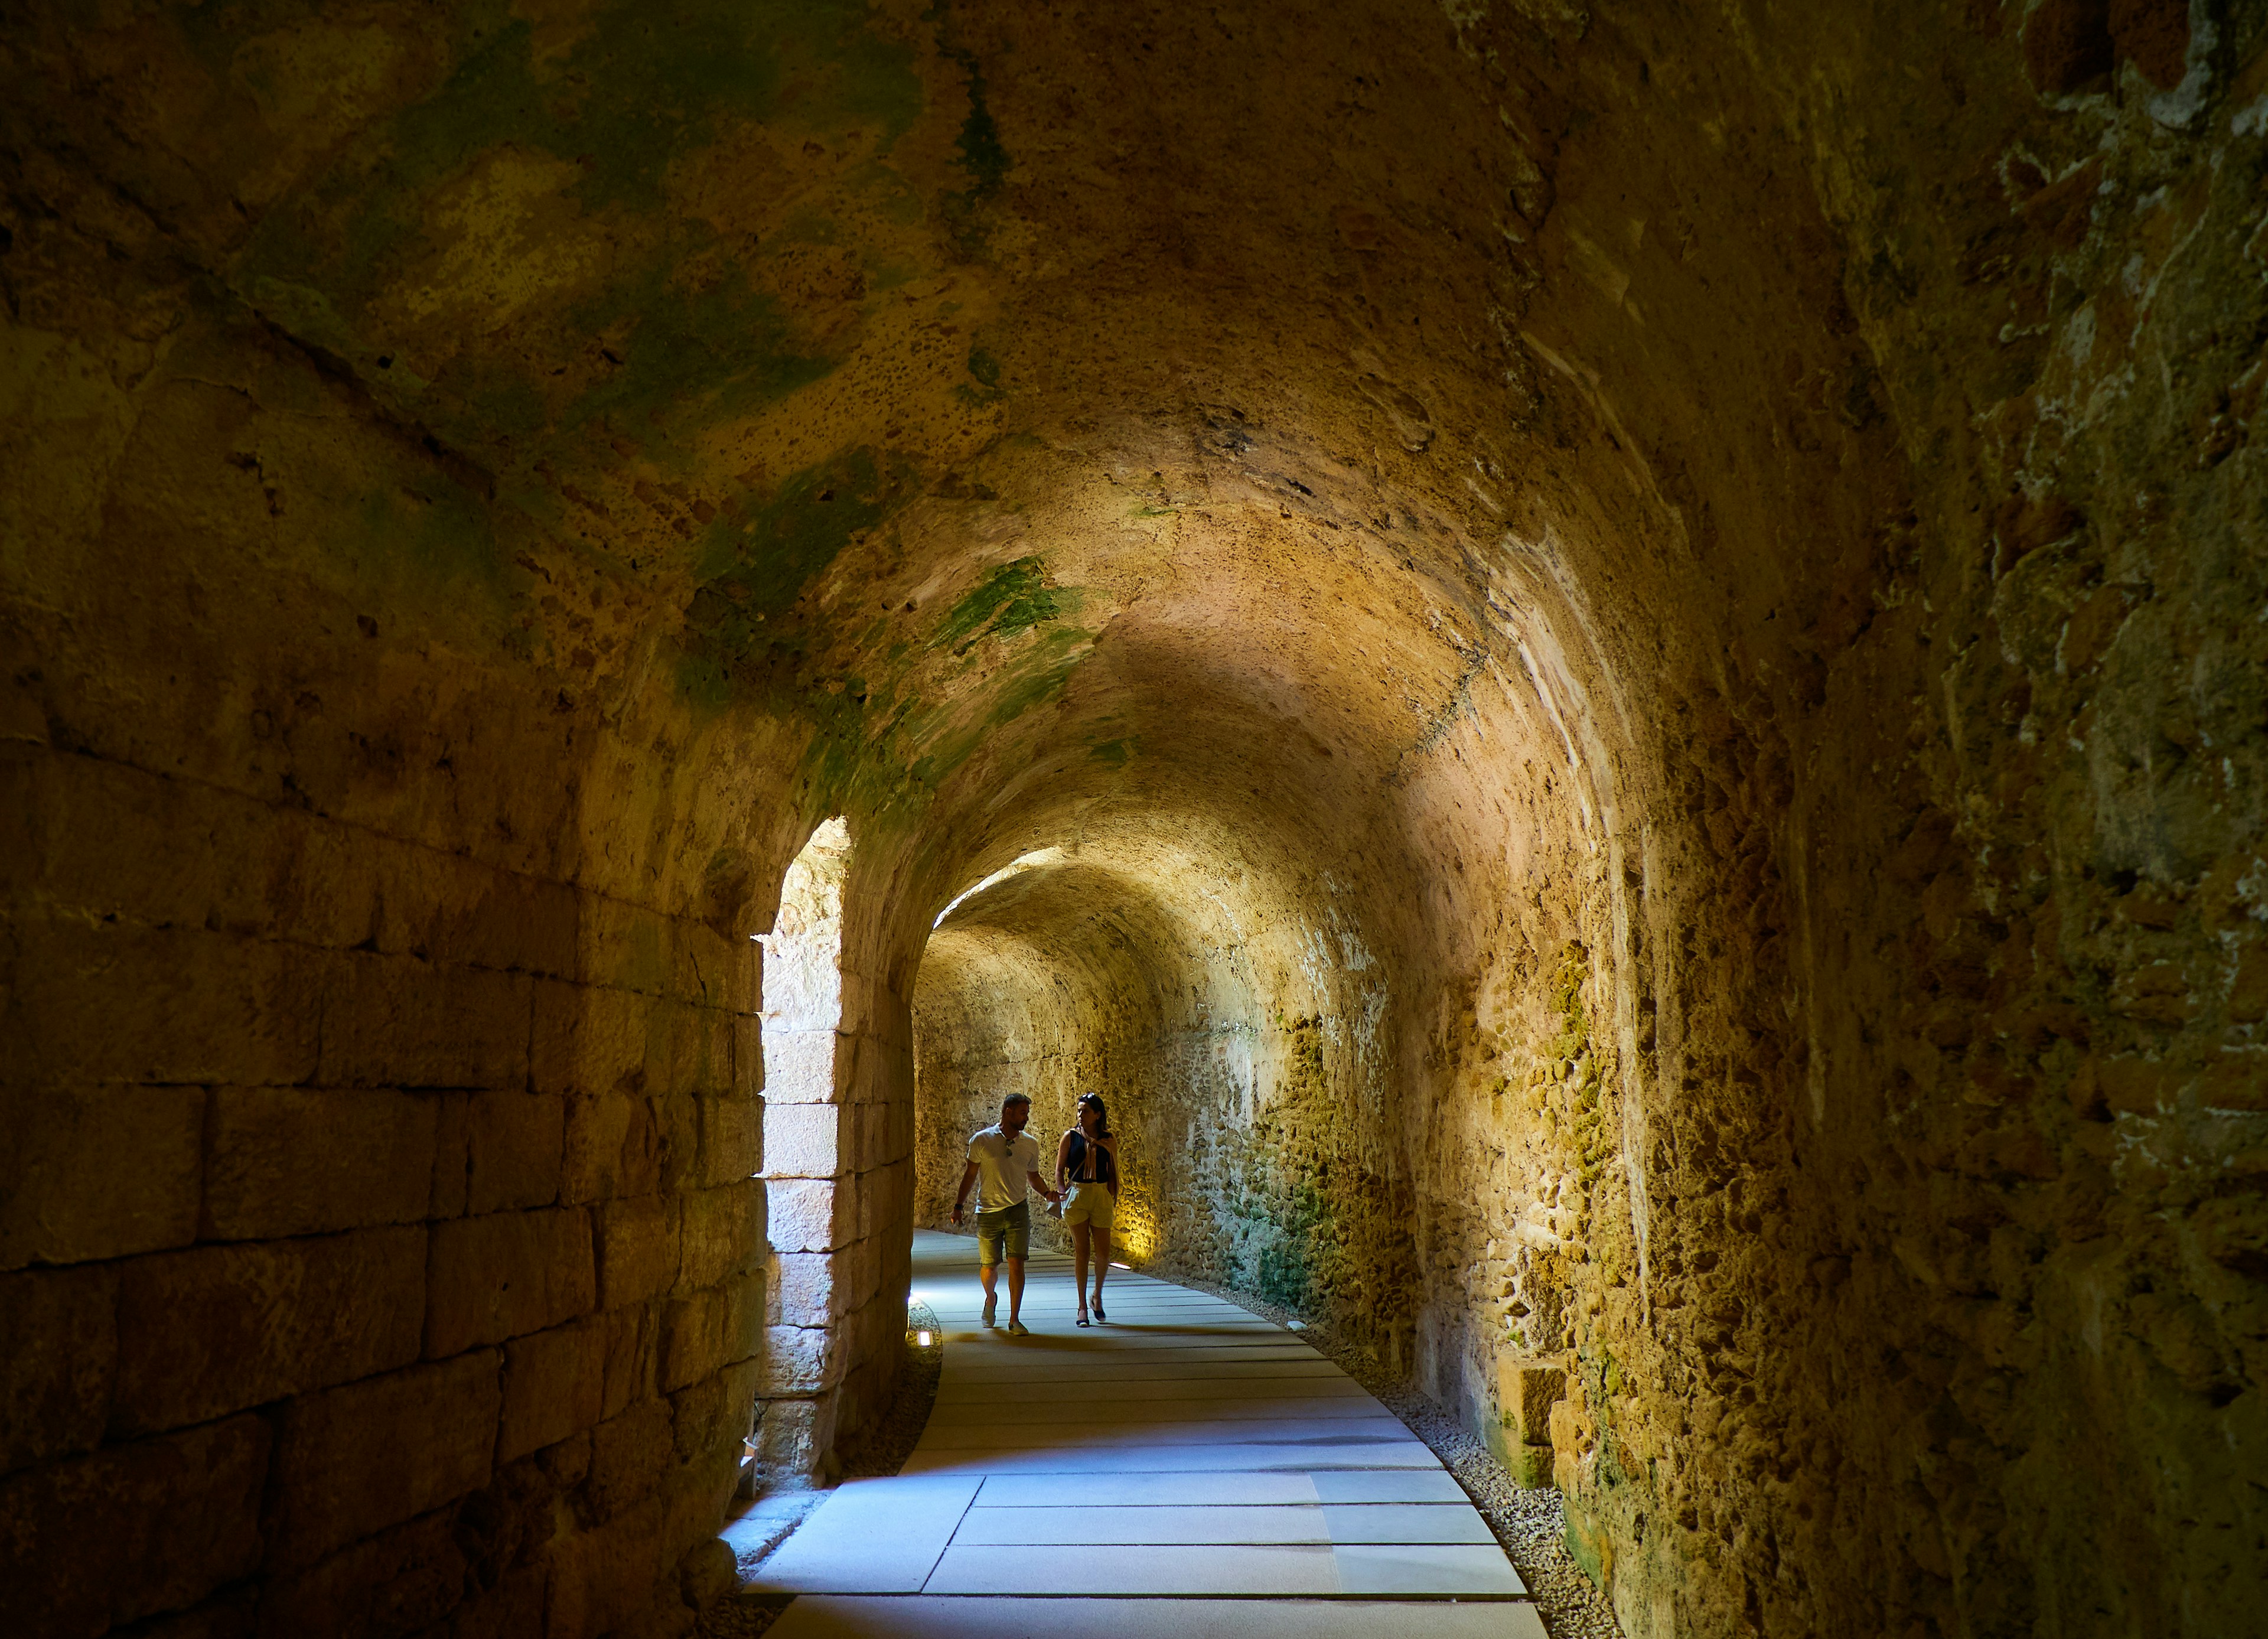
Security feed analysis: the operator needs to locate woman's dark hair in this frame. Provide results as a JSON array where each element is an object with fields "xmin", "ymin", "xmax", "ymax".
[{"xmin": 1076, "ymin": 1093, "xmax": 1109, "ymax": 1137}]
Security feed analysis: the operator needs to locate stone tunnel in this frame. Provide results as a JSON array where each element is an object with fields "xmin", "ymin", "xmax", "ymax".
[{"xmin": 2, "ymin": 1, "xmax": 2263, "ymax": 1636}]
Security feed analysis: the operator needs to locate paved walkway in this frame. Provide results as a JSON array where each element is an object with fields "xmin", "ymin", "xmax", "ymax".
[{"xmin": 751, "ymin": 1230, "xmax": 1544, "ymax": 1638}]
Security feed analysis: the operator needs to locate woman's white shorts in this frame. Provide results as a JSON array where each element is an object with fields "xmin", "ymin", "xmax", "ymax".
[{"xmin": 1061, "ymin": 1180, "xmax": 1116, "ymax": 1229}]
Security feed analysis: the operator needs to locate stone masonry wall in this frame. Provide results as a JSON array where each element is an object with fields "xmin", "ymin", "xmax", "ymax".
[
  {"xmin": 0, "ymin": 185, "xmax": 785, "ymax": 1625},
  {"xmin": 754, "ymin": 822, "xmax": 913, "ymax": 1480},
  {"xmin": 0, "ymin": 733, "xmax": 768, "ymax": 1638}
]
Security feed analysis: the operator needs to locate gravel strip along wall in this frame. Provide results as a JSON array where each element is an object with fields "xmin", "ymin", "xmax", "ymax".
[{"xmin": 1179, "ymin": 1272, "xmax": 1623, "ymax": 1639}]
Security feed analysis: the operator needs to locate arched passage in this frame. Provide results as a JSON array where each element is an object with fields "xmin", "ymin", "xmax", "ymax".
[{"xmin": 4, "ymin": 2, "xmax": 2262, "ymax": 1636}]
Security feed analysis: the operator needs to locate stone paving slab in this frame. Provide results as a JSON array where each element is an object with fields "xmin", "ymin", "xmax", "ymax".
[
  {"xmin": 965, "ymin": 1470, "xmax": 1472, "ymax": 1507},
  {"xmin": 898, "ymin": 1439, "xmax": 1443, "ymax": 1476},
  {"xmin": 922, "ymin": 1542, "xmax": 1525, "ymax": 1596},
  {"xmin": 1321, "ymin": 1504, "xmax": 1501, "ymax": 1544},
  {"xmin": 1309, "ymin": 1469, "xmax": 1471, "ymax": 1503},
  {"xmin": 950, "ymin": 1506, "xmax": 1339, "ymax": 1546},
  {"xmin": 1336, "ymin": 1544, "xmax": 1529, "ymax": 1596},
  {"xmin": 942, "ymin": 1336, "xmax": 1317, "ymax": 1351},
  {"xmin": 948, "ymin": 1503, "xmax": 1499, "ymax": 1546},
  {"xmin": 939, "ymin": 1324, "xmax": 1279, "ymax": 1333},
  {"xmin": 767, "ymin": 1597, "xmax": 1552, "ymax": 1638},
  {"xmin": 913, "ymin": 1416, "xmax": 1416, "ymax": 1449},
  {"xmin": 744, "ymin": 1475, "xmax": 977, "ymax": 1595},
  {"xmin": 926, "ymin": 1398, "xmax": 1389, "ymax": 1426},
  {"xmin": 923, "ymin": 1544, "xmax": 1341, "ymax": 1595},
  {"xmin": 936, "ymin": 1376, "xmax": 1375, "ymax": 1403},
  {"xmin": 972, "ymin": 1472, "xmax": 1327, "ymax": 1507},
  {"xmin": 940, "ymin": 1356, "xmax": 1332, "ymax": 1376},
  {"xmin": 752, "ymin": 1233, "xmax": 1531, "ymax": 1623}
]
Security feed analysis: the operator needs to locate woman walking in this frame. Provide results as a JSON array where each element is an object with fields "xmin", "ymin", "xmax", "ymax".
[{"xmin": 1055, "ymin": 1093, "xmax": 1119, "ymax": 1325}]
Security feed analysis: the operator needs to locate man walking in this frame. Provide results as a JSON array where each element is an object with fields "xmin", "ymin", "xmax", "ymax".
[{"xmin": 951, "ymin": 1093, "xmax": 1061, "ymax": 1335}]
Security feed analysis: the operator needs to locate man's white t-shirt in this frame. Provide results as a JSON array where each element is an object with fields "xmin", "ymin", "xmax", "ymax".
[{"xmin": 968, "ymin": 1125, "xmax": 1041, "ymax": 1212}]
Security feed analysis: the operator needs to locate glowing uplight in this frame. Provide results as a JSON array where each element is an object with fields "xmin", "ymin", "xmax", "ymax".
[
  {"xmin": 1109, "ymin": 1204, "xmax": 1159, "ymax": 1261},
  {"xmin": 917, "ymin": 1330, "xmax": 933, "ymax": 1347}
]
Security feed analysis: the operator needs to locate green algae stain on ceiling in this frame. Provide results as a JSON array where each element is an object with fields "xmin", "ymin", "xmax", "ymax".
[
  {"xmin": 678, "ymin": 444, "xmax": 923, "ymax": 711},
  {"xmin": 227, "ymin": 0, "xmax": 927, "ymax": 457},
  {"xmin": 934, "ymin": 555, "xmax": 1071, "ymax": 653}
]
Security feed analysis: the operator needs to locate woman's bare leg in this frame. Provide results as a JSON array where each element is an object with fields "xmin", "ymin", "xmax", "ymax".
[
  {"xmin": 1091, "ymin": 1226, "xmax": 1112, "ymax": 1306},
  {"xmin": 1070, "ymin": 1221, "xmax": 1091, "ymax": 1315}
]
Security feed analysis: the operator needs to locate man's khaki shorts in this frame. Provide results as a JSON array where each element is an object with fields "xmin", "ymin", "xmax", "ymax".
[
  {"xmin": 976, "ymin": 1200, "xmax": 1031, "ymax": 1265},
  {"xmin": 1060, "ymin": 1181, "xmax": 1116, "ymax": 1230}
]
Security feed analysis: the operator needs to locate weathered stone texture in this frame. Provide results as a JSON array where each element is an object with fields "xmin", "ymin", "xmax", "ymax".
[
  {"xmin": 597, "ymin": 1194, "xmax": 682, "ymax": 1310},
  {"xmin": 8, "ymin": 0, "xmax": 2266, "ymax": 1634},
  {"xmin": 0, "ymin": 1416, "xmax": 269, "ymax": 1635},
  {"xmin": 498, "ymin": 1318, "xmax": 611, "ymax": 1464},
  {"xmin": 202, "ymin": 1088, "xmax": 438, "ymax": 1240},
  {"xmin": 423, "ymin": 1208, "xmax": 595, "ymax": 1358},
  {"xmin": 0, "ymin": 1084, "xmax": 204, "ymax": 1268},
  {"xmin": 464, "ymin": 1090, "xmax": 567, "ymax": 1214},
  {"xmin": 659, "ymin": 1277, "xmax": 765, "ymax": 1394},
  {"xmin": 266, "ymin": 1350, "xmax": 501, "ymax": 1571},
  {"xmin": 112, "ymin": 1229, "xmax": 427, "ymax": 1436},
  {"xmin": 254, "ymin": 1507, "xmax": 468, "ymax": 1639},
  {"xmin": 0, "ymin": 1265, "xmax": 116, "ymax": 1472}
]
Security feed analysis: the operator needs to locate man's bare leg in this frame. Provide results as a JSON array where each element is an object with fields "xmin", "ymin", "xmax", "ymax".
[
  {"xmin": 1006, "ymin": 1256, "xmax": 1027, "ymax": 1324},
  {"xmin": 979, "ymin": 1258, "xmax": 998, "ymax": 1324}
]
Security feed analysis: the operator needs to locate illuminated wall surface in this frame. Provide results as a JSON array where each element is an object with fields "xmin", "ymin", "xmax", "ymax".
[{"xmin": 1, "ymin": 3, "xmax": 2263, "ymax": 1636}]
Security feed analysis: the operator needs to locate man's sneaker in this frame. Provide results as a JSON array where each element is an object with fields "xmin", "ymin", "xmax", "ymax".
[
  {"xmin": 982, "ymin": 1295, "xmax": 997, "ymax": 1327},
  {"xmin": 1006, "ymin": 1318, "xmax": 1029, "ymax": 1337}
]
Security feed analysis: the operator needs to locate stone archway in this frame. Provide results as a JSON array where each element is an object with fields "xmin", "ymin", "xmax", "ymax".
[
  {"xmin": 752, "ymin": 817, "xmax": 918, "ymax": 1482},
  {"xmin": 750, "ymin": 817, "xmax": 856, "ymax": 1481}
]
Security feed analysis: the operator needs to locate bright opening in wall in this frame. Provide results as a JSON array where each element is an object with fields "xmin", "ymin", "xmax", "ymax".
[{"xmin": 744, "ymin": 816, "xmax": 854, "ymax": 1485}]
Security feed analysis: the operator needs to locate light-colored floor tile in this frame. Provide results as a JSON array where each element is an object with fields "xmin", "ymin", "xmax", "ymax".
[
  {"xmin": 898, "ymin": 1438, "xmax": 1443, "ymax": 1475},
  {"xmin": 1332, "ymin": 1543, "xmax": 1528, "ymax": 1596},
  {"xmin": 914, "ymin": 1415, "xmax": 1415, "ymax": 1449},
  {"xmin": 925, "ymin": 1397, "xmax": 1386, "ymax": 1426},
  {"xmin": 930, "ymin": 1342, "xmax": 1315, "ymax": 1360},
  {"xmin": 1321, "ymin": 1504, "xmax": 1501, "ymax": 1544},
  {"xmin": 972, "ymin": 1472, "xmax": 1324, "ymax": 1508},
  {"xmin": 936, "ymin": 1376, "xmax": 1374, "ymax": 1403},
  {"xmin": 951, "ymin": 1504, "xmax": 1332, "ymax": 1545},
  {"xmin": 924, "ymin": 1543, "xmax": 1339, "ymax": 1595},
  {"xmin": 743, "ymin": 1474, "xmax": 978, "ymax": 1595},
  {"xmin": 946, "ymin": 1502, "xmax": 1498, "ymax": 1547},
  {"xmin": 1311, "ymin": 1468, "xmax": 1472, "ymax": 1503},
  {"xmin": 752, "ymin": 1234, "xmax": 1534, "ymax": 1630},
  {"xmin": 767, "ymin": 1596, "xmax": 1550, "ymax": 1639},
  {"xmin": 938, "ymin": 1360, "xmax": 1344, "ymax": 1384}
]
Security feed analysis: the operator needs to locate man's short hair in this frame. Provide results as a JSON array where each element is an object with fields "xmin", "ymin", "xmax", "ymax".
[{"xmin": 1000, "ymin": 1093, "xmax": 1032, "ymax": 1109}]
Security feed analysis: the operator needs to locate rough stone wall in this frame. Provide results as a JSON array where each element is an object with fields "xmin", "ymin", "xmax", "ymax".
[
  {"xmin": 907, "ymin": 842, "xmax": 1419, "ymax": 1344},
  {"xmin": 0, "ymin": 220, "xmax": 782, "ymax": 1639},
  {"xmin": 0, "ymin": 673, "xmax": 771, "ymax": 1637},
  {"xmin": 751, "ymin": 819, "xmax": 913, "ymax": 1481},
  {"xmin": 911, "ymin": 876, "xmax": 1171, "ymax": 1261},
  {"xmin": 6, "ymin": 1, "xmax": 2264, "ymax": 1637},
  {"xmin": 1395, "ymin": 6, "xmax": 2268, "ymax": 1637}
]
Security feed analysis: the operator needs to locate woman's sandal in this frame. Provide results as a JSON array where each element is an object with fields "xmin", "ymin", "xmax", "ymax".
[
  {"xmin": 1091, "ymin": 1297, "xmax": 1106, "ymax": 1322},
  {"xmin": 1076, "ymin": 1308, "xmax": 1090, "ymax": 1327}
]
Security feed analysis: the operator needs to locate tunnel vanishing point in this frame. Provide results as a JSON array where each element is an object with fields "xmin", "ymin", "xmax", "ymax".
[{"xmin": 2, "ymin": 1, "xmax": 2264, "ymax": 1635}]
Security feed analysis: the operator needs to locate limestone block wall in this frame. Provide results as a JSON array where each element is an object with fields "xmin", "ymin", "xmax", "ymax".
[
  {"xmin": 908, "ymin": 849, "xmax": 1413, "ymax": 1337},
  {"xmin": 0, "ymin": 172, "xmax": 790, "ymax": 1624},
  {"xmin": 0, "ymin": 732, "xmax": 768, "ymax": 1637},
  {"xmin": 753, "ymin": 822, "xmax": 914, "ymax": 1478}
]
